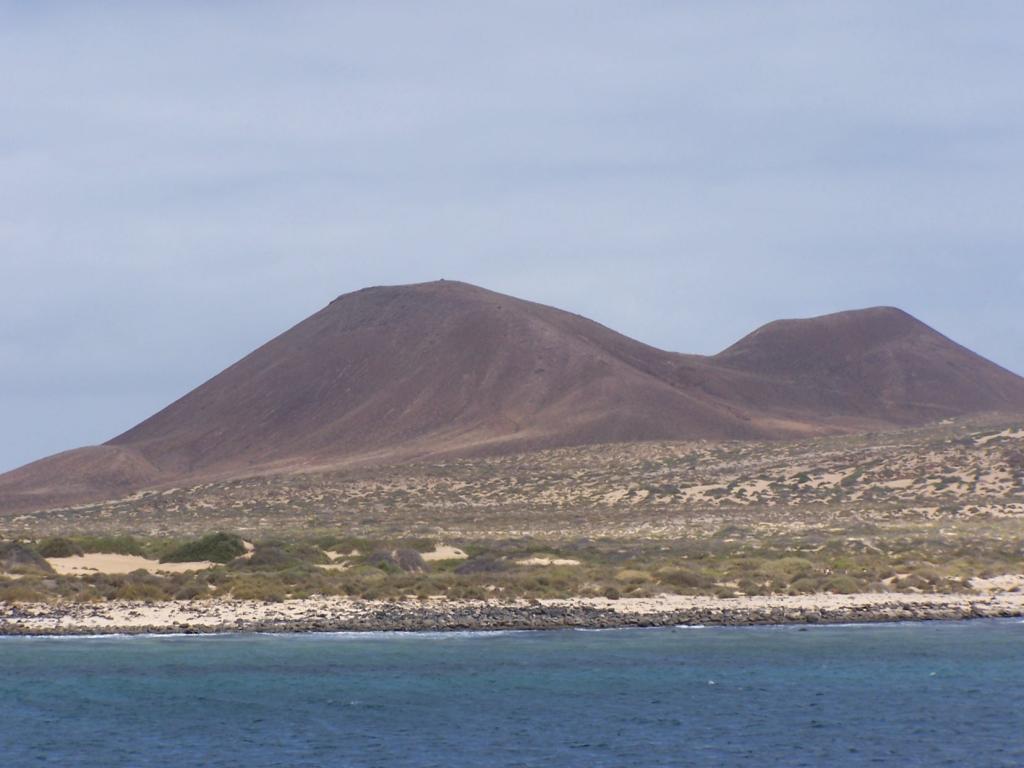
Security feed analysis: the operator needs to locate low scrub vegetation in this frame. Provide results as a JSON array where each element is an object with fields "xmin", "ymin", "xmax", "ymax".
[
  {"xmin": 159, "ymin": 533, "xmax": 246, "ymax": 564},
  {"xmin": 75, "ymin": 535, "xmax": 149, "ymax": 557},
  {"xmin": 1, "ymin": 519, "xmax": 1020, "ymax": 605},
  {"xmin": 36, "ymin": 537, "xmax": 84, "ymax": 558}
]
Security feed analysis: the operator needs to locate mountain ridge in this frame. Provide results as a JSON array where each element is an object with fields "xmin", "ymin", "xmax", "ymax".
[{"xmin": 3, "ymin": 279, "xmax": 1024, "ymax": 514}]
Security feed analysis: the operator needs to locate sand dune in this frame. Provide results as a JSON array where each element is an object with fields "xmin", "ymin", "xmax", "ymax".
[
  {"xmin": 421, "ymin": 544, "xmax": 468, "ymax": 561},
  {"xmin": 516, "ymin": 556, "xmax": 581, "ymax": 566},
  {"xmin": 47, "ymin": 553, "xmax": 212, "ymax": 575}
]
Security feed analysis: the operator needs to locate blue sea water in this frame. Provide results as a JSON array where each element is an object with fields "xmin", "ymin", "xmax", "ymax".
[{"xmin": 1, "ymin": 621, "xmax": 1022, "ymax": 767}]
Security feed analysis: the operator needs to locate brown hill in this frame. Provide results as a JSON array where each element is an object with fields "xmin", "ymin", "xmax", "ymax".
[
  {"xmin": 2, "ymin": 280, "xmax": 1023, "ymax": 514},
  {"xmin": 713, "ymin": 306, "xmax": 1024, "ymax": 422}
]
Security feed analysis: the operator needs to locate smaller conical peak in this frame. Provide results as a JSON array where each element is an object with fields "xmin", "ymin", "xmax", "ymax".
[
  {"xmin": 713, "ymin": 306, "xmax": 940, "ymax": 376},
  {"xmin": 753, "ymin": 305, "xmax": 918, "ymax": 334},
  {"xmin": 720, "ymin": 306, "xmax": 923, "ymax": 351}
]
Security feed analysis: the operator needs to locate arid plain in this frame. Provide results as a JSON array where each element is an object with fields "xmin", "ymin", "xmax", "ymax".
[{"xmin": 3, "ymin": 416, "xmax": 1023, "ymax": 633}]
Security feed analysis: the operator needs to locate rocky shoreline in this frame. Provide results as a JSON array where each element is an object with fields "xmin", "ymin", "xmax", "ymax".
[{"xmin": 2, "ymin": 592, "xmax": 1023, "ymax": 636}]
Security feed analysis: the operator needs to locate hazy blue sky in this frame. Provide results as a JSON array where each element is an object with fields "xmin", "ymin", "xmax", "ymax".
[{"xmin": 3, "ymin": 2, "xmax": 1023, "ymax": 472}]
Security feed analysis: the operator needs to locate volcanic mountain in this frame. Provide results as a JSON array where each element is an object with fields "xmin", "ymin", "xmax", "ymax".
[{"xmin": 3, "ymin": 280, "xmax": 1024, "ymax": 514}]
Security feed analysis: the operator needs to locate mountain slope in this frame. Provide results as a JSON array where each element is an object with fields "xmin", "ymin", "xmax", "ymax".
[
  {"xmin": 3, "ymin": 280, "xmax": 1023, "ymax": 514},
  {"xmin": 713, "ymin": 307, "xmax": 1024, "ymax": 422},
  {"xmin": 105, "ymin": 280, "xmax": 774, "ymax": 474}
]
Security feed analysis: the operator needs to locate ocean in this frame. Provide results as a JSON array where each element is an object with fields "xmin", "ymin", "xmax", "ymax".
[{"xmin": 1, "ymin": 620, "xmax": 1022, "ymax": 767}]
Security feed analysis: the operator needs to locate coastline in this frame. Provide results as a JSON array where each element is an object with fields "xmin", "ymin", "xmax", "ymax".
[{"xmin": 2, "ymin": 592, "xmax": 1022, "ymax": 636}]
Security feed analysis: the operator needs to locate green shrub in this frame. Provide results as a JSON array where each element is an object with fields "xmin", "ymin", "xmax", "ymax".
[
  {"xmin": 658, "ymin": 566, "xmax": 714, "ymax": 589},
  {"xmin": 114, "ymin": 582, "xmax": 168, "ymax": 602},
  {"xmin": 455, "ymin": 557, "xmax": 509, "ymax": 575},
  {"xmin": 281, "ymin": 543, "xmax": 330, "ymax": 565},
  {"xmin": 313, "ymin": 536, "xmax": 374, "ymax": 555},
  {"xmin": 366, "ymin": 549, "xmax": 427, "ymax": 573},
  {"xmin": 76, "ymin": 535, "xmax": 145, "ymax": 556},
  {"xmin": 823, "ymin": 575, "xmax": 863, "ymax": 595},
  {"xmin": 232, "ymin": 545, "xmax": 302, "ymax": 571},
  {"xmin": 112, "ymin": 573, "xmax": 170, "ymax": 601},
  {"xmin": 0, "ymin": 581, "xmax": 49, "ymax": 603},
  {"xmin": 911, "ymin": 567, "xmax": 944, "ymax": 585},
  {"xmin": 761, "ymin": 557, "xmax": 815, "ymax": 581},
  {"xmin": 231, "ymin": 577, "xmax": 286, "ymax": 602},
  {"xmin": 36, "ymin": 538, "xmax": 84, "ymax": 558},
  {"xmin": 737, "ymin": 578, "xmax": 770, "ymax": 596},
  {"xmin": 615, "ymin": 569, "xmax": 652, "ymax": 585},
  {"xmin": 789, "ymin": 577, "xmax": 823, "ymax": 594},
  {"xmin": 160, "ymin": 533, "xmax": 246, "ymax": 564},
  {"xmin": 173, "ymin": 583, "xmax": 208, "ymax": 600}
]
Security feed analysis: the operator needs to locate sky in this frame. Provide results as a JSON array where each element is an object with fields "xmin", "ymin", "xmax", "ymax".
[{"xmin": 2, "ymin": 2, "xmax": 1024, "ymax": 472}]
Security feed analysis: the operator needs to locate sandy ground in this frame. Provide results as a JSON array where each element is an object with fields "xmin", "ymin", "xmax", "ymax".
[
  {"xmin": 3, "ymin": 591, "xmax": 1022, "ymax": 634},
  {"xmin": 46, "ymin": 554, "xmax": 213, "ymax": 575},
  {"xmin": 516, "ymin": 556, "xmax": 581, "ymax": 566},
  {"xmin": 421, "ymin": 544, "xmax": 468, "ymax": 561},
  {"xmin": 970, "ymin": 574, "xmax": 1024, "ymax": 593}
]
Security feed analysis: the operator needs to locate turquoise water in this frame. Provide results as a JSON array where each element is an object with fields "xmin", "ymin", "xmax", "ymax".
[{"xmin": 1, "ymin": 621, "xmax": 1022, "ymax": 767}]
